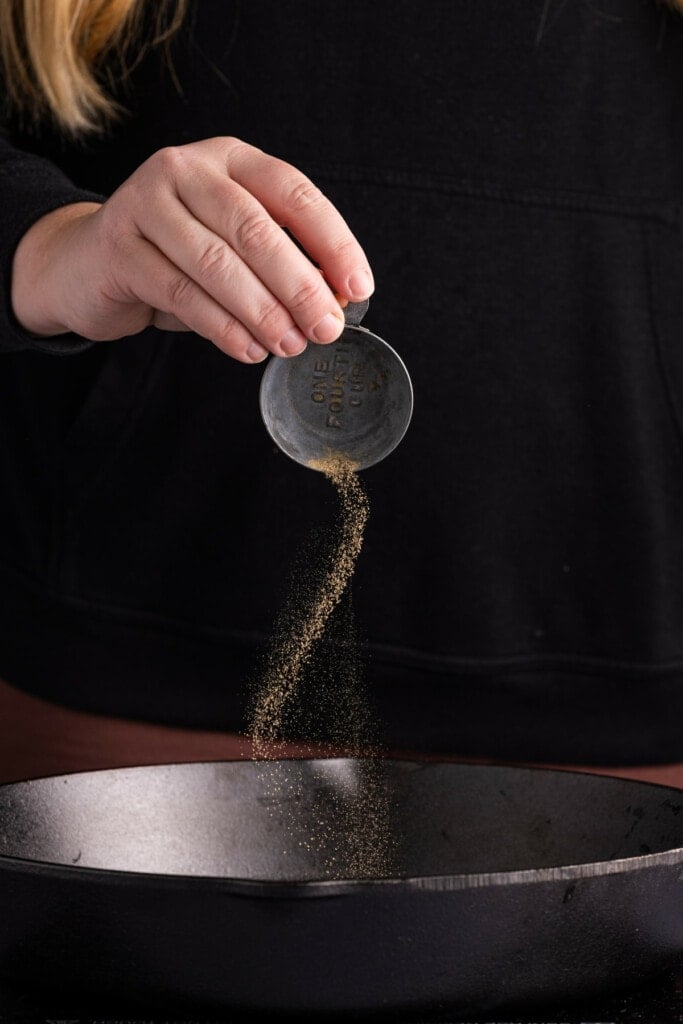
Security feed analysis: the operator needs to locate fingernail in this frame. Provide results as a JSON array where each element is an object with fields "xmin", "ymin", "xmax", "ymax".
[
  {"xmin": 247, "ymin": 340, "xmax": 269, "ymax": 362},
  {"xmin": 313, "ymin": 311, "xmax": 344, "ymax": 344},
  {"xmin": 346, "ymin": 268, "xmax": 374, "ymax": 300},
  {"xmin": 280, "ymin": 326, "xmax": 308, "ymax": 356}
]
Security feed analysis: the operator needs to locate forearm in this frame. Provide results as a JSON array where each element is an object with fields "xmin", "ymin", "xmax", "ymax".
[
  {"xmin": 11, "ymin": 201, "xmax": 103, "ymax": 336},
  {"xmin": 4, "ymin": 136, "xmax": 373, "ymax": 362},
  {"xmin": 0, "ymin": 133, "xmax": 105, "ymax": 354}
]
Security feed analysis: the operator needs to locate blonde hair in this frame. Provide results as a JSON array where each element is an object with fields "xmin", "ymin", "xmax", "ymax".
[
  {"xmin": 0, "ymin": 0, "xmax": 187, "ymax": 135},
  {"xmin": 3, "ymin": 1, "xmax": 683, "ymax": 137}
]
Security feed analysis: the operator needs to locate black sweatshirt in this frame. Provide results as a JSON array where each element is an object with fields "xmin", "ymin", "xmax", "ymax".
[{"xmin": 2, "ymin": 0, "xmax": 683, "ymax": 764}]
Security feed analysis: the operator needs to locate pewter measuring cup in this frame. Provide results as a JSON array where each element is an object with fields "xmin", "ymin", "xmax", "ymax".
[{"xmin": 259, "ymin": 300, "xmax": 413, "ymax": 470}]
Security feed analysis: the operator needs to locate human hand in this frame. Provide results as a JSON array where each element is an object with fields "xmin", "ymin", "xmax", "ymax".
[{"xmin": 11, "ymin": 137, "xmax": 374, "ymax": 363}]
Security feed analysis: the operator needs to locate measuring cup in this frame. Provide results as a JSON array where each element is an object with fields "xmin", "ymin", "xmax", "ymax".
[{"xmin": 259, "ymin": 300, "xmax": 413, "ymax": 471}]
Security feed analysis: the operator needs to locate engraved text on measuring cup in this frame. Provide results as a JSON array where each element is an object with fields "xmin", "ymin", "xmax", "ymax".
[{"xmin": 310, "ymin": 346, "xmax": 365, "ymax": 429}]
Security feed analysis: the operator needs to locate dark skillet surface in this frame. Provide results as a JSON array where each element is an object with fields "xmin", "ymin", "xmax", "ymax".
[
  {"xmin": 0, "ymin": 761, "xmax": 681, "ymax": 1017},
  {"xmin": 0, "ymin": 759, "xmax": 681, "ymax": 882}
]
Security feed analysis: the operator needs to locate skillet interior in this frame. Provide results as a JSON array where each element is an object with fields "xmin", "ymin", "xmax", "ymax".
[{"xmin": 0, "ymin": 759, "xmax": 681, "ymax": 881}]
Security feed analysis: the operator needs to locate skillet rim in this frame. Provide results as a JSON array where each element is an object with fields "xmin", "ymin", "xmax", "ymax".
[{"xmin": 0, "ymin": 759, "xmax": 681, "ymax": 897}]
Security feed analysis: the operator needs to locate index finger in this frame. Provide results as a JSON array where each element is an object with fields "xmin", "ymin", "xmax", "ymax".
[{"xmin": 226, "ymin": 142, "xmax": 375, "ymax": 303}]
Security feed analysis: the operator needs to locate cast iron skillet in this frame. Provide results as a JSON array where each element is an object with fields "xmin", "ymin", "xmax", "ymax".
[{"xmin": 0, "ymin": 759, "xmax": 681, "ymax": 1017}]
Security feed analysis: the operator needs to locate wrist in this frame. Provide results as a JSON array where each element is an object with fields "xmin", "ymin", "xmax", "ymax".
[{"xmin": 11, "ymin": 202, "xmax": 102, "ymax": 336}]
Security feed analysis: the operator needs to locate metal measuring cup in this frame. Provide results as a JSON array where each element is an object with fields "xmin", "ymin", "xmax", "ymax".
[{"xmin": 259, "ymin": 300, "xmax": 413, "ymax": 471}]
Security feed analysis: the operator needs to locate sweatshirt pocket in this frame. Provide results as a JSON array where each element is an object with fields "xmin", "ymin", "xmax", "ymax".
[
  {"xmin": 642, "ymin": 218, "xmax": 683, "ymax": 472},
  {"xmin": 60, "ymin": 330, "xmax": 167, "ymax": 502},
  {"xmin": 52, "ymin": 329, "xmax": 169, "ymax": 585},
  {"xmin": 50, "ymin": 168, "xmax": 683, "ymax": 674},
  {"xmin": 306, "ymin": 170, "xmax": 683, "ymax": 667}
]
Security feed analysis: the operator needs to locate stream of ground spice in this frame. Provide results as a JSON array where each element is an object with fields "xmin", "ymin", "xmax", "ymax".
[{"xmin": 248, "ymin": 455, "xmax": 395, "ymax": 879}]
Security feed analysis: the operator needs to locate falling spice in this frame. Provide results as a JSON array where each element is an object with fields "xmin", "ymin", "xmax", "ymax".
[{"xmin": 248, "ymin": 455, "xmax": 395, "ymax": 879}]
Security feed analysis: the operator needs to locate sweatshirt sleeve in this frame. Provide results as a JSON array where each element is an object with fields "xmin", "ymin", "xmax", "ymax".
[{"xmin": 0, "ymin": 132, "xmax": 106, "ymax": 356}]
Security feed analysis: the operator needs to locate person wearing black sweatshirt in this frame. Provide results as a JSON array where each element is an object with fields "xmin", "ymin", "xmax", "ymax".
[{"xmin": 1, "ymin": 0, "xmax": 683, "ymax": 786}]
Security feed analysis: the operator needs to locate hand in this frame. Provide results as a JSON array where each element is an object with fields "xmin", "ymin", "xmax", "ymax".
[{"xmin": 11, "ymin": 137, "xmax": 374, "ymax": 363}]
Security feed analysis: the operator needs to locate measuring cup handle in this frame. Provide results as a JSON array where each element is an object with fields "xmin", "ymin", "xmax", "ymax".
[{"xmin": 344, "ymin": 300, "xmax": 369, "ymax": 327}]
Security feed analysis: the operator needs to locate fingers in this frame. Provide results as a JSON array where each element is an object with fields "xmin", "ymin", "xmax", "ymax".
[
  {"xmin": 103, "ymin": 139, "xmax": 374, "ymax": 362},
  {"xmin": 224, "ymin": 141, "xmax": 375, "ymax": 304},
  {"xmin": 173, "ymin": 166, "xmax": 348, "ymax": 346},
  {"xmin": 138, "ymin": 183, "xmax": 325, "ymax": 357},
  {"xmin": 114, "ymin": 234, "xmax": 271, "ymax": 363}
]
